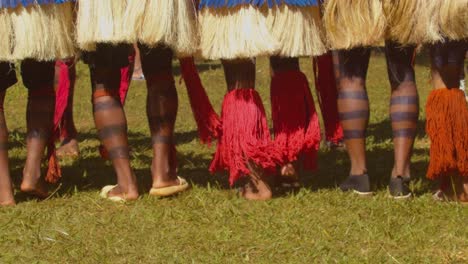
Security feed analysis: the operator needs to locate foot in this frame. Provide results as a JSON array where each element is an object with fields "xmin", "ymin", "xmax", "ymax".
[
  {"xmin": 278, "ymin": 163, "xmax": 301, "ymax": 188},
  {"xmin": 132, "ymin": 68, "xmax": 145, "ymax": 81},
  {"xmin": 152, "ymin": 177, "xmax": 183, "ymax": 189},
  {"xmin": 56, "ymin": 138, "xmax": 80, "ymax": 158},
  {"xmin": 20, "ymin": 170, "xmax": 48, "ymax": 199},
  {"xmin": 326, "ymin": 140, "xmax": 345, "ymax": 150},
  {"xmin": 0, "ymin": 186, "xmax": 15, "ymax": 206},
  {"xmin": 104, "ymin": 184, "xmax": 139, "ymax": 201},
  {"xmin": 434, "ymin": 176, "xmax": 468, "ymax": 203},
  {"xmin": 389, "ymin": 176, "xmax": 412, "ymax": 199},
  {"xmin": 0, "ymin": 195, "xmax": 15, "ymax": 206},
  {"xmin": 150, "ymin": 176, "xmax": 189, "ymax": 197},
  {"xmin": 240, "ymin": 181, "xmax": 273, "ymax": 201},
  {"xmin": 281, "ymin": 163, "xmax": 297, "ymax": 177},
  {"xmin": 339, "ymin": 174, "xmax": 373, "ymax": 196},
  {"xmin": 0, "ymin": 201, "xmax": 15, "ymax": 206}
]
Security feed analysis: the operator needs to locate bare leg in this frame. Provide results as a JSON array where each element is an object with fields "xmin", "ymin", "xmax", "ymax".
[
  {"xmin": 334, "ymin": 49, "xmax": 371, "ymax": 176},
  {"xmin": 140, "ymin": 45, "xmax": 180, "ymax": 189},
  {"xmin": 20, "ymin": 60, "xmax": 56, "ymax": 198},
  {"xmin": 385, "ymin": 42, "xmax": 418, "ymax": 179},
  {"xmin": 90, "ymin": 45, "xmax": 138, "ymax": 200},
  {"xmin": 132, "ymin": 44, "xmax": 144, "ymax": 80},
  {"xmin": 222, "ymin": 59, "xmax": 272, "ymax": 200},
  {"xmin": 333, "ymin": 48, "xmax": 372, "ymax": 194},
  {"xmin": 0, "ymin": 90, "xmax": 14, "ymax": 205}
]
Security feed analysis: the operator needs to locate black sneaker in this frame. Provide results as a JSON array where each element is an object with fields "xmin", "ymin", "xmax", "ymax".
[
  {"xmin": 389, "ymin": 176, "xmax": 412, "ymax": 199},
  {"xmin": 339, "ymin": 174, "xmax": 373, "ymax": 196}
]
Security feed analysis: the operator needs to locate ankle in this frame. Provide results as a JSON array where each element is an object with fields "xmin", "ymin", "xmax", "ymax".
[
  {"xmin": 22, "ymin": 166, "xmax": 41, "ymax": 181},
  {"xmin": 350, "ymin": 168, "xmax": 367, "ymax": 176},
  {"xmin": 152, "ymin": 175, "xmax": 179, "ymax": 188}
]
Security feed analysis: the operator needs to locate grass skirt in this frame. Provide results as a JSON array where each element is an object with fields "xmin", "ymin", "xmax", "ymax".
[
  {"xmin": 198, "ymin": 4, "xmax": 326, "ymax": 60},
  {"xmin": 323, "ymin": 0, "xmax": 468, "ymax": 50},
  {"xmin": 0, "ymin": 2, "xmax": 75, "ymax": 61},
  {"xmin": 76, "ymin": 0, "xmax": 198, "ymax": 57}
]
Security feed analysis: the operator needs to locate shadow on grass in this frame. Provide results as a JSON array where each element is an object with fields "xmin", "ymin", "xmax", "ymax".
[
  {"xmin": 8, "ymin": 119, "xmax": 434, "ymax": 202},
  {"xmin": 301, "ymin": 117, "xmax": 433, "ymax": 195}
]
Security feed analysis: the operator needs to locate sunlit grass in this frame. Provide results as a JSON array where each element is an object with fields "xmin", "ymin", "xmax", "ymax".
[{"xmin": 0, "ymin": 52, "xmax": 466, "ymax": 263}]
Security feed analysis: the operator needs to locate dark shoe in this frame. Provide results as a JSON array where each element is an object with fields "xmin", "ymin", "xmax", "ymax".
[
  {"xmin": 339, "ymin": 174, "xmax": 373, "ymax": 196},
  {"xmin": 389, "ymin": 176, "xmax": 412, "ymax": 200}
]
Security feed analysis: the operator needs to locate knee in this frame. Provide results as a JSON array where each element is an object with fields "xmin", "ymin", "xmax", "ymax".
[
  {"xmin": 21, "ymin": 60, "xmax": 55, "ymax": 90},
  {"xmin": 139, "ymin": 45, "xmax": 173, "ymax": 76}
]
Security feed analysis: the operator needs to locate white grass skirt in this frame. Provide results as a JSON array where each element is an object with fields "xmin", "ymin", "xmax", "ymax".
[
  {"xmin": 0, "ymin": 2, "xmax": 75, "ymax": 62},
  {"xmin": 198, "ymin": 4, "xmax": 326, "ymax": 60},
  {"xmin": 76, "ymin": 0, "xmax": 198, "ymax": 57}
]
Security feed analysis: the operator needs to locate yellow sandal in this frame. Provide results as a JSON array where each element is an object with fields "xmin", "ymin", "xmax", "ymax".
[{"xmin": 149, "ymin": 177, "xmax": 189, "ymax": 197}]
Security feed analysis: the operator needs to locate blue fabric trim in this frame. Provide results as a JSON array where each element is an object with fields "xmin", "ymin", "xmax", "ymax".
[
  {"xmin": 0, "ymin": 0, "xmax": 74, "ymax": 9},
  {"xmin": 199, "ymin": 0, "xmax": 318, "ymax": 9}
]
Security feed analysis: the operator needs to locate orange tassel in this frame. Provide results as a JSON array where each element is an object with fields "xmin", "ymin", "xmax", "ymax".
[
  {"xmin": 426, "ymin": 88, "xmax": 468, "ymax": 179},
  {"xmin": 45, "ymin": 146, "xmax": 62, "ymax": 183}
]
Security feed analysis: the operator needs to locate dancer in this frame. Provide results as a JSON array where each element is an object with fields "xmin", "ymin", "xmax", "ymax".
[
  {"xmin": 55, "ymin": 52, "xmax": 135, "ymax": 159},
  {"xmin": 0, "ymin": 0, "xmax": 75, "ymax": 205},
  {"xmin": 323, "ymin": 0, "xmax": 422, "ymax": 198},
  {"xmin": 198, "ymin": 1, "xmax": 325, "ymax": 199},
  {"xmin": 424, "ymin": 1, "xmax": 467, "ymax": 203},
  {"xmin": 76, "ymin": 0, "xmax": 198, "ymax": 201}
]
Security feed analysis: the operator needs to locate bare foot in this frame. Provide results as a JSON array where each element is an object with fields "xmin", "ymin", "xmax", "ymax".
[
  {"xmin": 240, "ymin": 162, "xmax": 273, "ymax": 201},
  {"xmin": 0, "ymin": 184, "xmax": 15, "ymax": 206},
  {"xmin": 326, "ymin": 140, "xmax": 345, "ymax": 150},
  {"xmin": 436, "ymin": 176, "xmax": 468, "ymax": 203},
  {"xmin": 278, "ymin": 163, "xmax": 300, "ymax": 189},
  {"xmin": 56, "ymin": 138, "xmax": 80, "ymax": 158},
  {"xmin": 281, "ymin": 163, "xmax": 297, "ymax": 178},
  {"xmin": 21, "ymin": 169, "xmax": 48, "ymax": 199},
  {"xmin": 240, "ymin": 181, "xmax": 273, "ymax": 201},
  {"xmin": 107, "ymin": 184, "xmax": 139, "ymax": 201},
  {"xmin": 132, "ymin": 68, "xmax": 145, "ymax": 81},
  {"xmin": 0, "ymin": 197, "xmax": 15, "ymax": 206},
  {"xmin": 0, "ymin": 201, "xmax": 15, "ymax": 206}
]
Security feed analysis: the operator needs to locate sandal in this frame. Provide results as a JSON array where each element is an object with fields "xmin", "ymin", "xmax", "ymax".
[
  {"xmin": 149, "ymin": 177, "xmax": 189, "ymax": 197},
  {"xmin": 100, "ymin": 185, "xmax": 126, "ymax": 202}
]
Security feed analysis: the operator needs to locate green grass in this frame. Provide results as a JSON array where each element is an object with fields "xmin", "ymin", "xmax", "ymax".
[{"xmin": 0, "ymin": 53, "xmax": 467, "ymax": 263}]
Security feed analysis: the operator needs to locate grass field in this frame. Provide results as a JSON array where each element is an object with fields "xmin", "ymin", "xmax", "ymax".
[{"xmin": 0, "ymin": 52, "xmax": 467, "ymax": 263}]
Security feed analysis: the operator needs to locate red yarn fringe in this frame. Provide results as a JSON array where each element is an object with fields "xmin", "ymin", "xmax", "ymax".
[
  {"xmin": 426, "ymin": 88, "xmax": 468, "ymax": 179},
  {"xmin": 45, "ymin": 145, "xmax": 61, "ymax": 183},
  {"xmin": 271, "ymin": 70, "xmax": 321, "ymax": 171},
  {"xmin": 179, "ymin": 57, "xmax": 221, "ymax": 145},
  {"xmin": 313, "ymin": 53, "xmax": 343, "ymax": 144},
  {"xmin": 210, "ymin": 89, "xmax": 280, "ymax": 186}
]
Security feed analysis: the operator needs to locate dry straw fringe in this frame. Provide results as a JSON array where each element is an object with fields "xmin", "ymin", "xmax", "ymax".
[
  {"xmin": 77, "ymin": 0, "xmax": 198, "ymax": 56},
  {"xmin": 438, "ymin": 0, "xmax": 468, "ymax": 41},
  {"xmin": 266, "ymin": 5, "xmax": 326, "ymax": 57},
  {"xmin": 323, "ymin": 0, "xmax": 386, "ymax": 49},
  {"xmin": 199, "ymin": 5, "xmax": 280, "ymax": 60},
  {"xmin": 76, "ymin": 0, "xmax": 127, "ymax": 51},
  {"xmin": 125, "ymin": 0, "xmax": 198, "ymax": 57},
  {"xmin": 0, "ymin": 9, "xmax": 13, "ymax": 61},
  {"xmin": 0, "ymin": 3, "xmax": 75, "ymax": 62},
  {"xmin": 383, "ymin": 0, "xmax": 467, "ymax": 44}
]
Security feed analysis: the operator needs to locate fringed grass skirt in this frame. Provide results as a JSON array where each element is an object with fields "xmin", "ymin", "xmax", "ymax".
[
  {"xmin": 76, "ymin": 0, "xmax": 198, "ymax": 57},
  {"xmin": 322, "ymin": 0, "xmax": 468, "ymax": 50},
  {"xmin": 0, "ymin": 2, "xmax": 75, "ymax": 61},
  {"xmin": 198, "ymin": 2, "xmax": 326, "ymax": 60}
]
